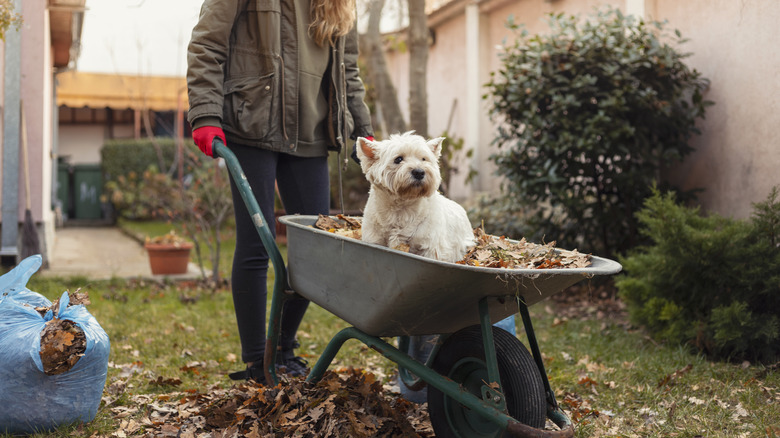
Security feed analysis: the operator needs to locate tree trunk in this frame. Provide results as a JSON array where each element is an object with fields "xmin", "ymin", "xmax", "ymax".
[
  {"xmin": 407, "ymin": 0, "xmax": 428, "ymax": 137},
  {"xmin": 362, "ymin": 0, "xmax": 406, "ymax": 135}
]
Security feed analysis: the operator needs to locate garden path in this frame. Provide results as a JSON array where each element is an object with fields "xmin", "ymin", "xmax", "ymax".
[{"xmin": 40, "ymin": 226, "xmax": 199, "ymax": 280}]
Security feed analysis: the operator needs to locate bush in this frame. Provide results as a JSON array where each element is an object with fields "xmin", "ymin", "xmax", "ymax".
[
  {"xmin": 101, "ymin": 138, "xmax": 182, "ymax": 184},
  {"xmin": 616, "ymin": 187, "xmax": 780, "ymax": 362},
  {"xmin": 105, "ymin": 143, "xmax": 233, "ymax": 285},
  {"xmin": 484, "ymin": 7, "xmax": 712, "ymax": 257}
]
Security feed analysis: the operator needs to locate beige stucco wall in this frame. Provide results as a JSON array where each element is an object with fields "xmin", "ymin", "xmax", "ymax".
[
  {"xmin": 652, "ymin": 0, "xmax": 780, "ymax": 218},
  {"xmin": 22, "ymin": 0, "xmax": 55, "ymax": 225},
  {"xmin": 384, "ymin": 0, "xmax": 778, "ymax": 218},
  {"xmin": 387, "ymin": 0, "xmax": 623, "ymax": 200},
  {"xmin": 0, "ymin": 0, "xmax": 57, "ymax": 262},
  {"xmin": 58, "ymin": 124, "xmax": 135, "ymax": 165}
]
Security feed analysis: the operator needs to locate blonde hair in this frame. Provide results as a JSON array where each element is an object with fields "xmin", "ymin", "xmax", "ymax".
[{"xmin": 309, "ymin": 0, "xmax": 357, "ymax": 46}]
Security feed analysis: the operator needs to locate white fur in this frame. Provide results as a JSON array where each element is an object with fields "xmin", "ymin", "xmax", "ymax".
[{"xmin": 356, "ymin": 131, "xmax": 475, "ymax": 263}]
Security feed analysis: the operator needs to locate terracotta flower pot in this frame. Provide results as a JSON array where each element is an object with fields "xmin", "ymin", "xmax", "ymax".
[{"xmin": 144, "ymin": 242, "xmax": 193, "ymax": 275}]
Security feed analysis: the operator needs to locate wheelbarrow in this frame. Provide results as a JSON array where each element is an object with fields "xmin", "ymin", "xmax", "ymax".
[{"xmin": 215, "ymin": 141, "xmax": 622, "ymax": 438}]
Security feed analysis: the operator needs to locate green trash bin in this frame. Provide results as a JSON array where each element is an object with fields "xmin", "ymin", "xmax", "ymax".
[
  {"xmin": 56, "ymin": 162, "xmax": 71, "ymax": 216},
  {"xmin": 72, "ymin": 164, "xmax": 103, "ymax": 220}
]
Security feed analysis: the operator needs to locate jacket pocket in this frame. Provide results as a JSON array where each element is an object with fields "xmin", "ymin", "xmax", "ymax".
[{"xmin": 223, "ymin": 73, "xmax": 277, "ymax": 140}]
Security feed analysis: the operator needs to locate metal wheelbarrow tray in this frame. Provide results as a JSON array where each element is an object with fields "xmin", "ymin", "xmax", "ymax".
[{"xmin": 280, "ymin": 215, "xmax": 622, "ymax": 337}]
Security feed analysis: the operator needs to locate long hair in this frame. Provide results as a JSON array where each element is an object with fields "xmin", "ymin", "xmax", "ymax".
[{"xmin": 309, "ymin": 0, "xmax": 356, "ymax": 46}]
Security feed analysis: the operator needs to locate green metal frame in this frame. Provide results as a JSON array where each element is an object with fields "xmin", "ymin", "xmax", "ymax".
[
  {"xmin": 215, "ymin": 141, "xmax": 289, "ymax": 385},
  {"xmin": 216, "ymin": 141, "xmax": 573, "ymax": 437}
]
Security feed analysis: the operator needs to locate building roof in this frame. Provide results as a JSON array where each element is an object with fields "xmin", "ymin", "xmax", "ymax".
[
  {"xmin": 50, "ymin": 0, "xmax": 86, "ymax": 68},
  {"xmin": 56, "ymin": 71, "xmax": 187, "ymax": 111}
]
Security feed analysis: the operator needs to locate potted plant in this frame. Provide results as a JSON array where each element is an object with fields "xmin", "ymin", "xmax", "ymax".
[{"xmin": 144, "ymin": 230, "xmax": 193, "ymax": 275}]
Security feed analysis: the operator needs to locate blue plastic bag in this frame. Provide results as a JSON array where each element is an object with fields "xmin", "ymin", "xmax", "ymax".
[
  {"xmin": 0, "ymin": 255, "xmax": 111, "ymax": 434},
  {"xmin": 0, "ymin": 254, "xmax": 51, "ymax": 308}
]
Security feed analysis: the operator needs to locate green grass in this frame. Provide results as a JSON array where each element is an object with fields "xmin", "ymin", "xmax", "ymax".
[
  {"xmin": 525, "ymin": 304, "xmax": 780, "ymax": 437},
  {"xmin": 3, "ymin": 258, "xmax": 778, "ymax": 437}
]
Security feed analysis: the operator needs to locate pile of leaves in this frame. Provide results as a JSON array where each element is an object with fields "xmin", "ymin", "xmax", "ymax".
[
  {"xmin": 35, "ymin": 291, "xmax": 91, "ymax": 375},
  {"xmin": 145, "ymin": 230, "xmax": 191, "ymax": 247},
  {"xmin": 114, "ymin": 368, "xmax": 432, "ymax": 437},
  {"xmin": 459, "ymin": 227, "xmax": 591, "ymax": 269},
  {"xmin": 314, "ymin": 214, "xmax": 363, "ymax": 240},
  {"xmin": 313, "ymin": 215, "xmax": 591, "ymax": 269}
]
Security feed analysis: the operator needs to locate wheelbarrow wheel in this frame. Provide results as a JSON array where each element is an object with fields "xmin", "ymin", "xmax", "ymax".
[{"xmin": 428, "ymin": 325, "xmax": 546, "ymax": 437}]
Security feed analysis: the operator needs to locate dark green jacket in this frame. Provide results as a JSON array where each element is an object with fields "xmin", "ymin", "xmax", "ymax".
[{"xmin": 186, "ymin": 0, "xmax": 373, "ymax": 156}]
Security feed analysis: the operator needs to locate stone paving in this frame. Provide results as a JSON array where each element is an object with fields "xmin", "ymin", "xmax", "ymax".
[{"xmin": 40, "ymin": 227, "xmax": 200, "ymax": 280}]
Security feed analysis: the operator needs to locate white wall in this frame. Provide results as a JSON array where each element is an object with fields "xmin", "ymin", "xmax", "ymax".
[
  {"xmin": 58, "ymin": 124, "xmax": 135, "ymax": 164},
  {"xmin": 383, "ymin": 0, "xmax": 778, "ymax": 218}
]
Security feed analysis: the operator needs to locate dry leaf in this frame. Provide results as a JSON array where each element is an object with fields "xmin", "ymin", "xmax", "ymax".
[{"xmin": 39, "ymin": 318, "xmax": 86, "ymax": 375}]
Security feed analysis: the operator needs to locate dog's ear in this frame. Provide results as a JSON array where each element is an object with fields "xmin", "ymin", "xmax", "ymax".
[
  {"xmin": 427, "ymin": 137, "xmax": 445, "ymax": 158},
  {"xmin": 356, "ymin": 137, "xmax": 377, "ymax": 162}
]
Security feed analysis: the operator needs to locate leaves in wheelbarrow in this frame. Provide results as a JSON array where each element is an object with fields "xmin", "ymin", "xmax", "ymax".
[
  {"xmin": 459, "ymin": 227, "xmax": 591, "ymax": 269},
  {"xmin": 315, "ymin": 214, "xmax": 363, "ymax": 240},
  {"xmin": 314, "ymin": 215, "xmax": 591, "ymax": 269},
  {"xmin": 125, "ymin": 368, "xmax": 433, "ymax": 437}
]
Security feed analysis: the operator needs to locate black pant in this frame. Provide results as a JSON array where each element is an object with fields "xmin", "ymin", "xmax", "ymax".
[{"xmin": 227, "ymin": 143, "xmax": 330, "ymax": 364}]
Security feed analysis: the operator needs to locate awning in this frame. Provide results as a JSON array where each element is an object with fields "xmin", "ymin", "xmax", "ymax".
[
  {"xmin": 50, "ymin": 0, "xmax": 86, "ymax": 68},
  {"xmin": 56, "ymin": 71, "xmax": 188, "ymax": 112}
]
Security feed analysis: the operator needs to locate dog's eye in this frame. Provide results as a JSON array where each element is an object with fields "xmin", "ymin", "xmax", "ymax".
[{"xmin": 394, "ymin": 156, "xmax": 403, "ymax": 164}]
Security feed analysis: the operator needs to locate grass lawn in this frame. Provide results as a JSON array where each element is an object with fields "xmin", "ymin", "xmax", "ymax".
[{"xmin": 3, "ymin": 260, "xmax": 778, "ymax": 436}]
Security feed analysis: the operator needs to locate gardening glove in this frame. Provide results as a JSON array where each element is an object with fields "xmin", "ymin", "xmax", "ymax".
[
  {"xmin": 193, "ymin": 126, "xmax": 226, "ymax": 158},
  {"xmin": 351, "ymin": 136, "xmax": 373, "ymax": 165}
]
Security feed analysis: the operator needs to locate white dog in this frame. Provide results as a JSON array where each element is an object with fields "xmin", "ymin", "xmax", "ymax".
[{"xmin": 356, "ymin": 131, "xmax": 475, "ymax": 263}]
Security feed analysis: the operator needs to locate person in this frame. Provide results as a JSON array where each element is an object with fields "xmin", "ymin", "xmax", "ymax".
[{"xmin": 186, "ymin": 0, "xmax": 373, "ymax": 382}]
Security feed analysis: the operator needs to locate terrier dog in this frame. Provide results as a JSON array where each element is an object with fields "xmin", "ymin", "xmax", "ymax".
[{"xmin": 356, "ymin": 131, "xmax": 475, "ymax": 263}]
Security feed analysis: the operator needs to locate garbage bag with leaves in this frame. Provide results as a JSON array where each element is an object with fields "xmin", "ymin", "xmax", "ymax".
[{"xmin": 0, "ymin": 255, "xmax": 110, "ymax": 434}]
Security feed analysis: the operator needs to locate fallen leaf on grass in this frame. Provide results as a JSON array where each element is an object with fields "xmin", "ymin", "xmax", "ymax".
[
  {"xmin": 122, "ymin": 368, "xmax": 432, "ymax": 437},
  {"xmin": 149, "ymin": 376, "xmax": 183, "ymax": 387},
  {"xmin": 561, "ymin": 392, "xmax": 599, "ymax": 424},
  {"xmin": 658, "ymin": 364, "xmax": 693, "ymax": 389}
]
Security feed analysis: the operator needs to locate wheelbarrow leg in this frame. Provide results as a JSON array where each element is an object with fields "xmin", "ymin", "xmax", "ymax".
[
  {"xmin": 518, "ymin": 301, "xmax": 572, "ymax": 430},
  {"xmin": 478, "ymin": 297, "xmax": 508, "ymax": 413},
  {"xmin": 397, "ymin": 334, "xmax": 443, "ymax": 394}
]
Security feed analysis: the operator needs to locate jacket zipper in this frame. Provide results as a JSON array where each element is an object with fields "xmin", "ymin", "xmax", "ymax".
[{"xmin": 278, "ymin": 54, "xmax": 288, "ymax": 141}]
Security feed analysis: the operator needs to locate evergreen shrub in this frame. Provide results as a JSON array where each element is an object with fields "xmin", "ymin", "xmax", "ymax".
[
  {"xmin": 101, "ymin": 138, "xmax": 182, "ymax": 183},
  {"xmin": 616, "ymin": 187, "xmax": 780, "ymax": 362}
]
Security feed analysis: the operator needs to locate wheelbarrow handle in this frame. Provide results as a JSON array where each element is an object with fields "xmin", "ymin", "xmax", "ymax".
[
  {"xmin": 213, "ymin": 138, "xmax": 288, "ymax": 385},
  {"xmin": 212, "ymin": 139, "xmax": 282, "ymax": 267}
]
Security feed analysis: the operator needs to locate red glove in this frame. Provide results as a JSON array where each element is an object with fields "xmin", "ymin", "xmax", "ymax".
[{"xmin": 192, "ymin": 126, "xmax": 226, "ymax": 158}]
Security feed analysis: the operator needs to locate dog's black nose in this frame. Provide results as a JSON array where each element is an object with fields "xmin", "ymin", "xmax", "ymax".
[{"xmin": 411, "ymin": 169, "xmax": 425, "ymax": 180}]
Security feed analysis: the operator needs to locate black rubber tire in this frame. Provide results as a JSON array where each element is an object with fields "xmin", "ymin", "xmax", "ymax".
[{"xmin": 428, "ymin": 325, "xmax": 547, "ymax": 438}]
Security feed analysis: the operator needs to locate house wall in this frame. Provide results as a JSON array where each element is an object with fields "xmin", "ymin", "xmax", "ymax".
[
  {"xmin": 652, "ymin": 0, "xmax": 780, "ymax": 218},
  {"xmin": 386, "ymin": 0, "xmax": 621, "ymax": 201},
  {"xmin": 22, "ymin": 0, "xmax": 55, "ymax": 226},
  {"xmin": 58, "ymin": 124, "xmax": 135, "ymax": 164},
  {"xmin": 384, "ymin": 0, "xmax": 778, "ymax": 218},
  {"xmin": 0, "ymin": 0, "xmax": 57, "ymax": 263}
]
